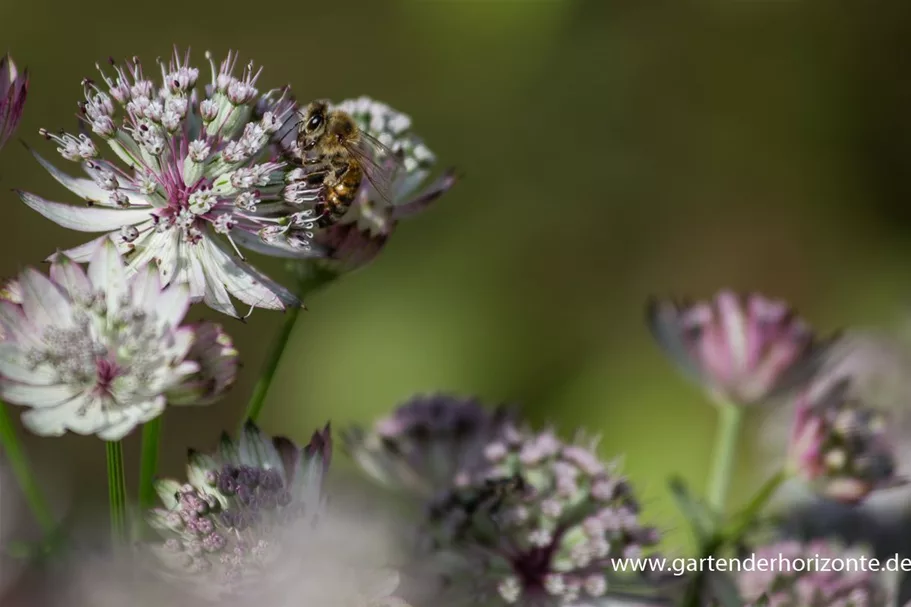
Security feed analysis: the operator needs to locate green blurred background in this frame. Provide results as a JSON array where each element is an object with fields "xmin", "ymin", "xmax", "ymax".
[{"xmin": 2, "ymin": 0, "xmax": 911, "ymax": 553}]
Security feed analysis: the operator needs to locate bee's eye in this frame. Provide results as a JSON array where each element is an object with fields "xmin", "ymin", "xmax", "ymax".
[{"xmin": 307, "ymin": 114, "xmax": 323, "ymax": 131}]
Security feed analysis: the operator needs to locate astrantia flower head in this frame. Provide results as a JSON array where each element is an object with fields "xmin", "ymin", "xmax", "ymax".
[
  {"xmin": 648, "ymin": 291, "xmax": 825, "ymax": 407},
  {"xmin": 19, "ymin": 48, "xmax": 316, "ymax": 317},
  {"xmin": 421, "ymin": 419, "xmax": 661, "ymax": 606},
  {"xmin": 276, "ymin": 96, "xmax": 457, "ymax": 275},
  {"xmin": 0, "ymin": 241, "xmax": 237, "ymax": 439},
  {"xmin": 342, "ymin": 393, "xmax": 517, "ymax": 497},
  {"xmin": 779, "ymin": 330, "xmax": 911, "ymax": 504},
  {"xmin": 788, "ymin": 379, "xmax": 900, "ymax": 505},
  {"xmin": 0, "ymin": 53, "xmax": 28, "ymax": 151},
  {"xmin": 738, "ymin": 539, "xmax": 892, "ymax": 606},
  {"xmin": 146, "ymin": 421, "xmax": 331, "ymax": 599}
]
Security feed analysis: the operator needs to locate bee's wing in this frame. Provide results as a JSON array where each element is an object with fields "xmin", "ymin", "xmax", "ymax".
[{"xmin": 344, "ymin": 131, "xmax": 407, "ymax": 204}]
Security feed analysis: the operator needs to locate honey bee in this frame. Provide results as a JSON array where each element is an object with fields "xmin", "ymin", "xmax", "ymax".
[{"xmin": 296, "ymin": 100, "xmax": 403, "ymax": 228}]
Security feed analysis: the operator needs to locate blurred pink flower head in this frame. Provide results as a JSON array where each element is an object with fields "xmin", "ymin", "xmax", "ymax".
[
  {"xmin": 648, "ymin": 290, "xmax": 822, "ymax": 407},
  {"xmin": 0, "ymin": 53, "xmax": 28, "ymax": 151}
]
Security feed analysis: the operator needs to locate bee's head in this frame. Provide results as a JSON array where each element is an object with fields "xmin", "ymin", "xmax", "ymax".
[{"xmin": 297, "ymin": 100, "xmax": 330, "ymax": 151}]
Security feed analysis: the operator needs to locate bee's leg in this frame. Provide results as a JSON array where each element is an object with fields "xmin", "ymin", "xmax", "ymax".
[
  {"xmin": 316, "ymin": 214, "xmax": 335, "ymax": 229},
  {"xmin": 302, "ymin": 161, "xmax": 330, "ymax": 177},
  {"xmin": 302, "ymin": 171, "xmax": 330, "ymax": 187},
  {"xmin": 328, "ymin": 154, "xmax": 351, "ymax": 178}
]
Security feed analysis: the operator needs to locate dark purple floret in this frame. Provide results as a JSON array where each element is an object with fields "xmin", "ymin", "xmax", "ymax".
[{"xmin": 342, "ymin": 394, "xmax": 518, "ymax": 496}]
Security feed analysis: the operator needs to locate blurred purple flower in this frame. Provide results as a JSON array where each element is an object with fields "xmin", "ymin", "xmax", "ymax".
[
  {"xmin": 648, "ymin": 290, "xmax": 824, "ymax": 407},
  {"xmin": 342, "ymin": 393, "xmax": 518, "ymax": 498},
  {"xmin": 738, "ymin": 539, "xmax": 892, "ymax": 606},
  {"xmin": 348, "ymin": 397, "xmax": 665, "ymax": 605},
  {"xmin": 146, "ymin": 421, "xmax": 332, "ymax": 599},
  {"xmin": 0, "ymin": 53, "xmax": 28, "ymax": 151},
  {"xmin": 380, "ymin": 404, "xmax": 662, "ymax": 606}
]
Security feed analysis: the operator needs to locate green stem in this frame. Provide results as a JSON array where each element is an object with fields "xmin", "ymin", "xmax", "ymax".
[
  {"xmin": 106, "ymin": 441, "xmax": 127, "ymax": 544},
  {"xmin": 243, "ymin": 304, "xmax": 302, "ymax": 425},
  {"xmin": 0, "ymin": 402, "xmax": 55, "ymax": 534},
  {"xmin": 724, "ymin": 469, "xmax": 786, "ymax": 543},
  {"xmin": 240, "ymin": 267, "xmax": 338, "ymax": 427},
  {"xmin": 706, "ymin": 403, "xmax": 744, "ymax": 515},
  {"xmin": 138, "ymin": 418, "xmax": 161, "ymax": 512},
  {"xmin": 683, "ymin": 535, "xmax": 724, "ymax": 607},
  {"xmin": 683, "ymin": 470, "xmax": 787, "ymax": 607}
]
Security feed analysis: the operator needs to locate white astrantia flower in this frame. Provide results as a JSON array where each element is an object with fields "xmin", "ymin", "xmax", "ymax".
[
  {"xmin": 0, "ymin": 240, "xmax": 238, "ymax": 440},
  {"xmin": 273, "ymin": 96, "xmax": 458, "ymax": 274},
  {"xmin": 18, "ymin": 48, "xmax": 317, "ymax": 317}
]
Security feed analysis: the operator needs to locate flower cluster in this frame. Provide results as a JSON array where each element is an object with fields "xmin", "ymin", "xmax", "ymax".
[
  {"xmin": 0, "ymin": 53, "xmax": 28, "ymax": 152},
  {"xmin": 347, "ymin": 395, "xmax": 662, "ymax": 607},
  {"xmin": 737, "ymin": 540, "xmax": 892, "ymax": 606},
  {"xmin": 146, "ymin": 421, "xmax": 331, "ymax": 599},
  {"xmin": 0, "ymin": 240, "xmax": 237, "ymax": 439}
]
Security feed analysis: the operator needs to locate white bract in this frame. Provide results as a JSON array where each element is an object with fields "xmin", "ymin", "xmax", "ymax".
[
  {"xmin": 0, "ymin": 240, "xmax": 237, "ymax": 440},
  {"xmin": 19, "ymin": 49, "xmax": 317, "ymax": 317}
]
